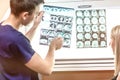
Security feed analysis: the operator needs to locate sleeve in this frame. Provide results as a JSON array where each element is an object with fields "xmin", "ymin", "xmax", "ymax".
[{"xmin": 9, "ymin": 33, "xmax": 35, "ymax": 64}]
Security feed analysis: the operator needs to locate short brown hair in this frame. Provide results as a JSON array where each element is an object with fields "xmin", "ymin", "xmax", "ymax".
[{"xmin": 10, "ymin": 0, "xmax": 44, "ymax": 17}]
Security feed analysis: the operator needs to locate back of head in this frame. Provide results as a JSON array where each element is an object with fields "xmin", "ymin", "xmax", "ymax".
[{"xmin": 10, "ymin": 0, "xmax": 44, "ymax": 17}]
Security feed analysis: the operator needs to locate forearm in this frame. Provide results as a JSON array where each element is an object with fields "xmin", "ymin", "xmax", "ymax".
[
  {"xmin": 44, "ymin": 37, "xmax": 63, "ymax": 72},
  {"xmin": 25, "ymin": 25, "xmax": 37, "ymax": 40},
  {"xmin": 25, "ymin": 37, "xmax": 62, "ymax": 75},
  {"xmin": 44, "ymin": 46, "xmax": 55, "ymax": 73},
  {"xmin": 25, "ymin": 11, "xmax": 44, "ymax": 40},
  {"xmin": 25, "ymin": 52, "xmax": 54, "ymax": 75}
]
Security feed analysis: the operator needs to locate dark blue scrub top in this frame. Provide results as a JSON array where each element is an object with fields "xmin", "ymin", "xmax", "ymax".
[{"xmin": 0, "ymin": 23, "xmax": 39, "ymax": 80}]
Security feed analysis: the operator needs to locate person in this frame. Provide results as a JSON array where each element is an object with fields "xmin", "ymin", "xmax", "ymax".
[
  {"xmin": 0, "ymin": 0, "xmax": 63, "ymax": 80},
  {"xmin": 110, "ymin": 25, "xmax": 120, "ymax": 80}
]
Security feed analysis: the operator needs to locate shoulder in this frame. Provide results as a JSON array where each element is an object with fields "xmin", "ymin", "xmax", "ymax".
[
  {"xmin": 0, "ymin": 25, "xmax": 29, "ymax": 44},
  {"xmin": 10, "ymin": 31, "xmax": 29, "ymax": 47}
]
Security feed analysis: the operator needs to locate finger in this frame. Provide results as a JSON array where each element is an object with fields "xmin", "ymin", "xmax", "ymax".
[
  {"xmin": 57, "ymin": 37, "xmax": 64, "ymax": 42},
  {"xmin": 35, "ymin": 11, "xmax": 44, "ymax": 21},
  {"xmin": 38, "ymin": 11, "xmax": 44, "ymax": 17}
]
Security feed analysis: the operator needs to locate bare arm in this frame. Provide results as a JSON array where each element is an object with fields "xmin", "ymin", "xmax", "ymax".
[
  {"xmin": 25, "ymin": 11, "xmax": 44, "ymax": 40},
  {"xmin": 25, "ymin": 37, "xmax": 63, "ymax": 75}
]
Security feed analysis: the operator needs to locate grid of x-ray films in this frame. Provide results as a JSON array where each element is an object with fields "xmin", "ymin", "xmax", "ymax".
[
  {"xmin": 76, "ymin": 9, "xmax": 107, "ymax": 48},
  {"xmin": 39, "ymin": 5, "xmax": 74, "ymax": 48}
]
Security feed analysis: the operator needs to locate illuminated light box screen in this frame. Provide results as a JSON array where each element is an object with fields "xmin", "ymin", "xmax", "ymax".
[
  {"xmin": 39, "ymin": 5, "xmax": 107, "ymax": 49},
  {"xmin": 76, "ymin": 9, "xmax": 107, "ymax": 48},
  {"xmin": 39, "ymin": 5, "xmax": 74, "ymax": 48}
]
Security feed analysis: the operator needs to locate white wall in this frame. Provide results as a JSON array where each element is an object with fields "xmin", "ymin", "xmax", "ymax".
[{"xmin": 0, "ymin": 0, "xmax": 9, "ymax": 21}]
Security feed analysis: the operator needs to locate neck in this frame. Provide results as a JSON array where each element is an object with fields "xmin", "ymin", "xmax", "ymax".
[{"xmin": 2, "ymin": 14, "xmax": 21, "ymax": 30}]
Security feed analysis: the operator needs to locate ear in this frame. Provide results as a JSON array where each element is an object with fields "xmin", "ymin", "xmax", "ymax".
[{"xmin": 21, "ymin": 12, "xmax": 29, "ymax": 20}]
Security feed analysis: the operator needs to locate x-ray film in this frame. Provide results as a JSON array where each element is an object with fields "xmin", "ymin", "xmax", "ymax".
[
  {"xmin": 76, "ymin": 9, "xmax": 107, "ymax": 48},
  {"xmin": 39, "ymin": 5, "xmax": 74, "ymax": 48}
]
